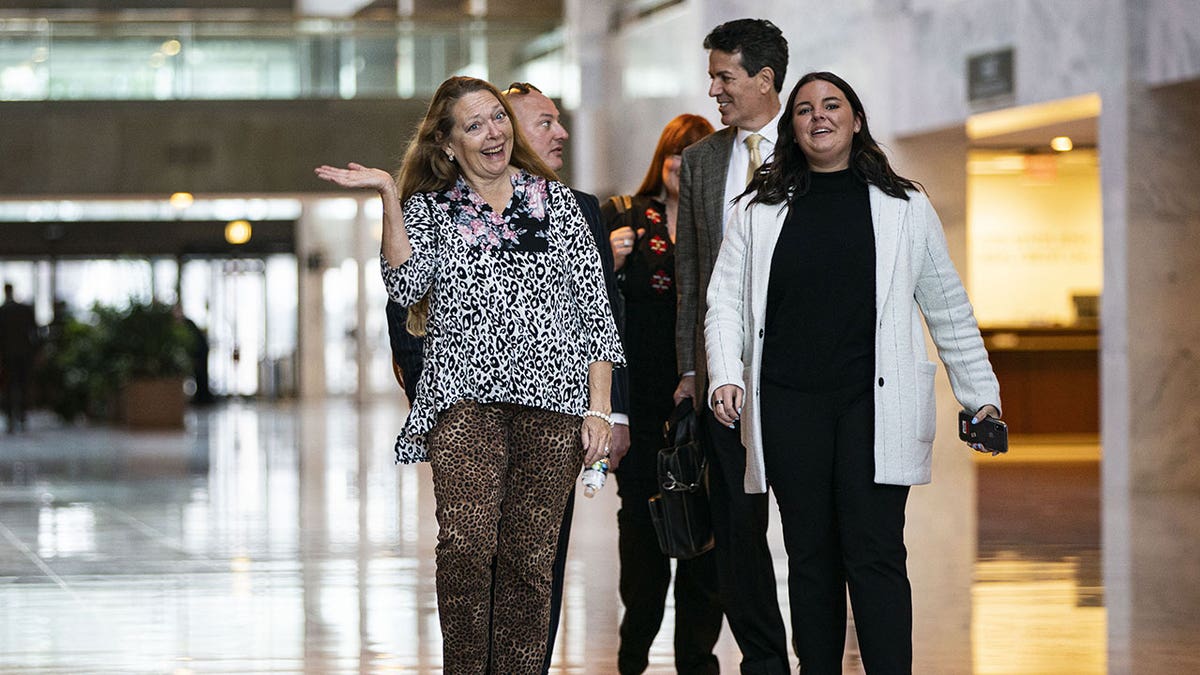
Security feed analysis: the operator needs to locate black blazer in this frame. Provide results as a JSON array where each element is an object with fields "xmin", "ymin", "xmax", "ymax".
[{"xmin": 573, "ymin": 188, "xmax": 630, "ymax": 419}]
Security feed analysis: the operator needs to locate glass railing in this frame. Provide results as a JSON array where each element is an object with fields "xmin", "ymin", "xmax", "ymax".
[{"xmin": 0, "ymin": 16, "xmax": 563, "ymax": 101}]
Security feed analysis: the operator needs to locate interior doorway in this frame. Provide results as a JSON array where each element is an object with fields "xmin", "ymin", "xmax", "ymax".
[
  {"xmin": 965, "ymin": 94, "xmax": 1102, "ymax": 446},
  {"xmin": 180, "ymin": 255, "xmax": 298, "ymax": 398}
]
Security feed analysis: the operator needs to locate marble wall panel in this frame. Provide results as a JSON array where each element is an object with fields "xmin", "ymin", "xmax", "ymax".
[
  {"xmin": 1144, "ymin": 0, "xmax": 1200, "ymax": 85},
  {"xmin": 892, "ymin": 0, "xmax": 1012, "ymax": 134},
  {"xmin": 1013, "ymin": 0, "xmax": 1115, "ymax": 106},
  {"xmin": 1128, "ymin": 492, "xmax": 1200, "ymax": 670},
  {"xmin": 1124, "ymin": 79, "xmax": 1200, "ymax": 490},
  {"xmin": 891, "ymin": 0, "xmax": 1116, "ymax": 136}
]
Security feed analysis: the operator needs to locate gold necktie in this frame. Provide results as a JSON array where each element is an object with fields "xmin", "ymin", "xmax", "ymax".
[{"xmin": 745, "ymin": 133, "xmax": 764, "ymax": 186}]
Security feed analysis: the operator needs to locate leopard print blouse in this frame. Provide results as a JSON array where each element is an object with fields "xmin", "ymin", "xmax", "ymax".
[{"xmin": 381, "ymin": 171, "xmax": 625, "ymax": 463}]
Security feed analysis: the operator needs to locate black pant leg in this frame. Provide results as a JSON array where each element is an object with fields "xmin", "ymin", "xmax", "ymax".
[
  {"xmin": 673, "ymin": 546, "xmax": 723, "ymax": 675},
  {"xmin": 542, "ymin": 486, "xmax": 575, "ymax": 674},
  {"xmin": 832, "ymin": 387, "xmax": 912, "ymax": 675},
  {"xmin": 3, "ymin": 360, "xmax": 30, "ymax": 430},
  {"xmin": 614, "ymin": 473, "xmax": 671, "ymax": 674},
  {"xmin": 760, "ymin": 382, "xmax": 846, "ymax": 674},
  {"xmin": 702, "ymin": 409, "xmax": 791, "ymax": 674}
]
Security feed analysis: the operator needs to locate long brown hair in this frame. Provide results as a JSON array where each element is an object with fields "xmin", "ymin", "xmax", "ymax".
[
  {"xmin": 748, "ymin": 71, "xmax": 921, "ymax": 207},
  {"xmin": 635, "ymin": 114, "xmax": 715, "ymax": 197},
  {"xmin": 396, "ymin": 76, "xmax": 558, "ymax": 335}
]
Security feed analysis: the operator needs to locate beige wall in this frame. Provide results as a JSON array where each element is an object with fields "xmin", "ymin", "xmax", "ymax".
[{"xmin": 968, "ymin": 149, "xmax": 1103, "ymax": 327}]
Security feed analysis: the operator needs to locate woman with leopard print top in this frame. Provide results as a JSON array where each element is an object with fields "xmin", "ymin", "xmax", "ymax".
[{"xmin": 316, "ymin": 76, "xmax": 623, "ymax": 673}]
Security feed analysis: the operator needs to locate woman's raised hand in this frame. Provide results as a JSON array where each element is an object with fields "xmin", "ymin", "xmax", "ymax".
[
  {"xmin": 314, "ymin": 162, "xmax": 394, "ymax": 193},
  {"xmin": 316, "ymin": 161, "xmax": 409, "ymax": 265}
]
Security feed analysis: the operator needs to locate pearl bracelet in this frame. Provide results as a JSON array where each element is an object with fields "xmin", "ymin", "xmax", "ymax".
[{"xmin": 582, "ymin": 410, "xmax": 613, "ymax": 427}]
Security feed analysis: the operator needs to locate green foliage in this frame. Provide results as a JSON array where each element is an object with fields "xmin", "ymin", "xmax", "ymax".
[
  {"xmin": 100, "ymin": 301, "xmax": 195, "ymax": 382},
  {"xmin": 41, "ymin": 299, "xmax": 195, "ymax": 421}
]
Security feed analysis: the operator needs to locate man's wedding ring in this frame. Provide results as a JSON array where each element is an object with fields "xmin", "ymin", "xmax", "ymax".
[{"xmin": 716, "ymin": 399, "xmax": 724, "ymax": 405}]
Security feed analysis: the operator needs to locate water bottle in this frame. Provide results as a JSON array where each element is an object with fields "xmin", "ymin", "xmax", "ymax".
[{"xmin": 581, "ymin": 457, "xmax": 609, "ymax": 498}]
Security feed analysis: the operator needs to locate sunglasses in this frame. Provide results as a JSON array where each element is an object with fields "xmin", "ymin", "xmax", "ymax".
[{"xmin": 502, "ymin": 81, "xmax": 542, "ymax": 96}]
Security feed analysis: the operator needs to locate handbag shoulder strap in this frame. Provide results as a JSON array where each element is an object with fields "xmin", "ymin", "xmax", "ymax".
[{"xmin": 606, "ymin": 194, "xmax": 635, "ymax": 232}]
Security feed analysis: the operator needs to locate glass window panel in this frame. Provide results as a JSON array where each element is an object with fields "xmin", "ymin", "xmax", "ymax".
[
  {"xmin": 0, "ymin": 35, "xmax": 50, "ymax": 100},
  {"xmin": 323, "ymin": 259, "xmax": 358, "ymax": 396},
  {"xmin": 1, "ymin": 18, "xmax": 558, "ymax": 101}
]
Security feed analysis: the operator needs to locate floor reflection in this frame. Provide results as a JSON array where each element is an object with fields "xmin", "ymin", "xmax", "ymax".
[
  {"xmin": 0, "ymin": 402, "xmax": 1111, "ymax": 673},
  {"xmin": 974, "ymin": 462, "xmax": 1103, "ymax": 674}
]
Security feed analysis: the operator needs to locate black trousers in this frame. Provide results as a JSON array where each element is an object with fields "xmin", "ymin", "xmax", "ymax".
[
  {"xmin": 702, "ymin": 407, "xmax": 791, "ymax": 674},
  {"xmin": 614, "ymin": 468, "xmax": 722, "ymax": 674},
  {"xmin": 760, "ymin": 380, "xmax": 912, "ymax": 675},
  {"xmin": 542, "ymin": 487, "xmax": 574, "ymax": 673},
  {"xmin": 2, "ymin": 359, "xmax": 31, "ymax": 432}
]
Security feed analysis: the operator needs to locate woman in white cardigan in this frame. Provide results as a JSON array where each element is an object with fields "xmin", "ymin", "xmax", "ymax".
[{"xmin": 705, "ymin": 71, "xmax": 1004, "ymax": 674}]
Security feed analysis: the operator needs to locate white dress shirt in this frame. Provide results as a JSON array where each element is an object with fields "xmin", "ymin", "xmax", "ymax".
[{"xmin": 721, "ymin": 105, "xmax": 787, "ymax": 232}]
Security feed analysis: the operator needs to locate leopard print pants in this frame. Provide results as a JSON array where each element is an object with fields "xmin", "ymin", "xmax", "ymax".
[{"xmin": 428, "ymin": 399, "xmax": 585, "ymax": 674}]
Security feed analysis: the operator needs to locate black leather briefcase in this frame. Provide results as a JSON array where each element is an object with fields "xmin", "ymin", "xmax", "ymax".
[{"xmin": 648, "ymin": 400, "xmax": 714, "ymax": 559}]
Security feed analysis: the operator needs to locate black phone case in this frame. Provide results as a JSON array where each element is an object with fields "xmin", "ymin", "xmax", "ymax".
[{"xmin": 958, "ymin": 411, "xmax": 1008, "ymax": 453}]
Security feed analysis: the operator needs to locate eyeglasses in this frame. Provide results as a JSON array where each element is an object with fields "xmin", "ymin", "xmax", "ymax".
[{"xmin": 502, "ymin": 81, "xmax": 542, "ymax": 96}]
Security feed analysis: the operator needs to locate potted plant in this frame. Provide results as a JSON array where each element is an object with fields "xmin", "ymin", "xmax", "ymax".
[
  {"xmin": 39, "ymin": 315, "xmax": 112, "ymax": 422},
  {"xmin": 110, "ymin": 301, "xmax": 195, "ymax": 428},
  {"xmin": 44, "ymin": 300, "xmax": 195, "ymax": 428}
]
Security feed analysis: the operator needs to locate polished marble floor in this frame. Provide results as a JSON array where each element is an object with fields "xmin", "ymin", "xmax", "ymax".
[{"xmin": 0, "ymin": 399, "xmax": 1110, "ymax": 673}]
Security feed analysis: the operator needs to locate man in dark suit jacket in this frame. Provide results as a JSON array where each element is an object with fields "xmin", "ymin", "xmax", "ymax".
[
  {"xmin": 501, "ymin": 79, "xmax": 638, "ymax": 672},
  {"xmin": 674, "ymin": 19, "xmax": 792, "ymax": 674},
  {"xmin": 502, "ymin": 81, "xmax": 632, "ymax": 674},
  {"xmin": 384, "ymin": 300, "xmax": 423, "ymax": 403}
]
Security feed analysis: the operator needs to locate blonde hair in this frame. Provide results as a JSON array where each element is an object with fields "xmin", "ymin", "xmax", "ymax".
[{"xmin": 396, "ymin": 76, "xmax": 558, "ymax": 336}]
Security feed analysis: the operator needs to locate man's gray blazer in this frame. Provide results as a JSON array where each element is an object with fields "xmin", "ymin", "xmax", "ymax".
[{"xmin": 675, "ymin": 126, "xmax": 737, "ymax": 405}]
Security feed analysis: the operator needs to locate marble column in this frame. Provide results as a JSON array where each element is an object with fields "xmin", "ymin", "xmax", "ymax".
[
  {"xmin": 296, "ymin": 202, "xmax": 327, "ymax": 399},
  {"xmin": 563, "ymin": 0, "xmax": 616, "ymax": 194},
  {"xmin": 1102, "ymin": 1, "xmax": 1200, "ymax": 672}
]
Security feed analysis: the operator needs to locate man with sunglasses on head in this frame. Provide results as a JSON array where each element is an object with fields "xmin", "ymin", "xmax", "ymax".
[{"xmin": 502, "ymin": 81, "xmax": 629, "ymax": 673}]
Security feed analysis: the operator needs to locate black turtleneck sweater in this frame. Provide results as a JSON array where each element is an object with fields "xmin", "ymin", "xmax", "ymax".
[{"xmin": 760, "ymin": 168, "xmax": 875, "ymax": 392}]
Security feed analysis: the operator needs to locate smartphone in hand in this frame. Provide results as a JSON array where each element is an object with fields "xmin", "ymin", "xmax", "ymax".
[{"xmin": 958, "ymin": 411, "xmax": 1008, "ymax": 454}]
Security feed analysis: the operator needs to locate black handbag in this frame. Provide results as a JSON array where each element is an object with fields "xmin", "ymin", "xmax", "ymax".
[{"xmin": 647, "ymin": 400, "xmax": 715, "ymax": 559}]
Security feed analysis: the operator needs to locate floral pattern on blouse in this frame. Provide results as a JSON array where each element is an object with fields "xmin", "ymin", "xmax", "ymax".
[
  {"xmin": 436, "ymin": 172, "xmax": 550, "ymax": 252},
  {"xmin": 380, "ymin": 170, "xmax": 625, "ymax": 464}
]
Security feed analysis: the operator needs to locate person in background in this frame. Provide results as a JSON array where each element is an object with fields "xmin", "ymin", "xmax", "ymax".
[
  {"xmin": 315, "ymin": 75, "xmax": 624, "ymax": 672},
  {"xmin": 0, "ymin": 283, "xmax": 38, "ymax": 433},
  {"xmin": 174, "ymin": 305, "xmax": 213, "ymax": 405},
  {"xmin": 705, "ymin": 71, "xmax": 1004, "ymax": 673},
  {"xmin": 674, "ymin": 18, "xmax": 792, "ymax": 673},
  {"xmin": 500, "ymin": 80, "xmax": 631, "ymax": 674},
  {"xmin": 602, "ymin": 113, "xmax": 723, "ymax": 675}
]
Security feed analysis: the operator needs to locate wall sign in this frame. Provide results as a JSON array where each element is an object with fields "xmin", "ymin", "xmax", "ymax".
[{"xmin": 968, "ymin": 48, "xmax": 1015, "ymax": 104}]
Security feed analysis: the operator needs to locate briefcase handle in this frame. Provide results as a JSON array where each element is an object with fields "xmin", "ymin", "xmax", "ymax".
[{"xmin": 661, "ymin": 470, "xmax": 703, "ymax": 493}]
